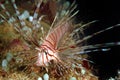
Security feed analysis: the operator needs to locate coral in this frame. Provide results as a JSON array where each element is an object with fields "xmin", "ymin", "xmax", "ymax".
[
  {"xmin": 0, "ymin": 23, "xmax": 19, "ymax": 46},
  {"xmin": 0, "ymin": 72, "xmax": 35, "ymax": 80}
]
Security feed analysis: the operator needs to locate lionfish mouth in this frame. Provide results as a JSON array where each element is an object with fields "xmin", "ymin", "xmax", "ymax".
[{"xmin": 35, "ymin": 47, "xmax": 60, "ymax": 67}]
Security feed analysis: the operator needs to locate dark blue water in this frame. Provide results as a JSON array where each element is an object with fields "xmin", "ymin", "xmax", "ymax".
[{"xmin": 69, "ymin": 0, "xmax": 120, "ymax": 79}]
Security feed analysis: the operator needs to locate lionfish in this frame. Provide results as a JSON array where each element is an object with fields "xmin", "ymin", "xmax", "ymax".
[{"xmin": 0, "ymin": 0, "xmax": 120, "ymax": 80}]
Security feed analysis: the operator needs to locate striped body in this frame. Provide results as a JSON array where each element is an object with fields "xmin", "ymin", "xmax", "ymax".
[{"xmin": 35, "ymin": 22, "xmax": 71, "ymax": 66}]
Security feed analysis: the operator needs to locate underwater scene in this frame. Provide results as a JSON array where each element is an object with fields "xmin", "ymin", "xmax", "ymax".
[{"xmin": 0, "ymin": 0, "xmax": 120, "ymax": 80}]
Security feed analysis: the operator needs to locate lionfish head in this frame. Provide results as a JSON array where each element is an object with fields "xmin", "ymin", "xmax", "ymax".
[{"xmin": 35, "ymin": 46, "xmax": 59, "ymax": 66}]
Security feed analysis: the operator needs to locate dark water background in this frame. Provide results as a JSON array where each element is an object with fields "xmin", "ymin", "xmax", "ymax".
[{"xmin": 69, "ymin": 0, "xmax": 120, "ymax": 80}]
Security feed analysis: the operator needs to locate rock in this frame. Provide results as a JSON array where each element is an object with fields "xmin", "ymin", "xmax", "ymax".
[
  {"xmin": 38, "ymin": 77, "xmax": 42, "ymax": 80},
  {"xmin": 29, "ymin": 16, "xmax": 33, "ymax": 22},
  {"xmin": 19, "ymin": 10, "xmax": 30, "ymax": 20},
  {"xmin": 63, "ymin": 1, "xmax": 70, "ymax": 9},
  {"xmin": 81, "ymin": 68, "xmax": 86, "ymax": 75},
  {"xmin": 2, "ymin": 59, "xmax": 8, "ymax": 71},
  {"xmin": 69, "ymin": 77, "xmax": 77, "ymax": 80},
  {"xmin": 108, "ymin": 77, "xmax": 115, "ymax": 80},
  {"xmin": 43, "ymin": 73, "xmax": 49, "ymax": 80},
  {"xmin": 6, "ymin": 52, "xmax": 13, "ymax": 62}
]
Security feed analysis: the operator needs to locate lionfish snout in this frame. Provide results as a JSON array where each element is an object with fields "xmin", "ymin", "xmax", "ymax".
[{"xmin": 35, "ymin": 46, "xmax": 59, "ymax": 66}]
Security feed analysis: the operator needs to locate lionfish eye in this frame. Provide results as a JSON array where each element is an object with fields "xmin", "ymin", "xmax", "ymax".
[
  {"xmin": 43, "ymin": 49, "xmax": 48, "ymax": 55},
  {"xmin": 44, "ymin": 51, "xmax": 48, "ymax": 55}
]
